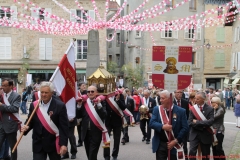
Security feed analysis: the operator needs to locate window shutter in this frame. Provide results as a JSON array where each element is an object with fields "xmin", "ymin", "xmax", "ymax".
[
  {"xmin": 10, "ymin": 6, "xmax": 17, "ymax": 21},
  {"xmin": 215, "ymin": 52, "xmax": 220, "ymax": 67},
  {"xmin": 161, "ymin": 30, "xmax": 165, "ymax": 38},
  {"xmin": 44, "ymin": 8, "xmax": 52, "ymax": 22},
  {"xmin": 238, "ymin": 52, "xmax": 240, "ymax": 70},
  {"xmin": 237, "ymin": 27, "xmax": 239, "ymax": 42},
  {"xmin": 216, "ymin": 27, "xmax": 225, "ymax": 42},
  {"xmin": 0, "ymin": 37, "xmax": 11, "ymax": 59},
  {"xmin": 197, "ymin": 27, "xmax": 201, "ymax": 40},
  {"xmin": 234, "ymin": 27, "xmax": 237, "ymax": 43},
  {"xmin": 31, "ymin": 7, "xmax": 39, "ymax": 24},
  {"xmin": 196, "ymin": 52, "xmax": 200, "ymax": 68},
  {"xmin": 184, "ymin": 29, "xmax": 188, "ymax": 39},
  {"xmin": 88, "ymin": 10, "xmax": 95, "ymax": 21},
  {"xmin": 70, "ymin": 9, "xmax": 76, "ymax": 22},
  {"xmin": 215, "ymin": 51, "xmax": 225, "ymax": 67},
  {"xmin": 74, "ymin": 39, "xmax": 77, "ymax": 60},
  {"xmin": 45, "ymin": 38, "xmax": 52, "ymax": 60},
  {"xmin": 0, "ymin": 38, "xmax": 5, "ymax": 59},
  {"xmin": 173, "ymin": 30, "xmax": 178, "ymax": 39},
  {"xmin": 5, "ymin": 37, "xmax": 11, "ymax": 59},
  {"xmin": 39, "ymin": 38, "xmax": 46, "ymax": 60}
]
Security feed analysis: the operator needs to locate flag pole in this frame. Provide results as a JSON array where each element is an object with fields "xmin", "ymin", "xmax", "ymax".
[
  {"xmin": 12, "ymin": 99, "xmax": 41, "ymax": 153},
  {"xmin": 168, "ymin": 93, "xmax": 173, "ymax": 159}
]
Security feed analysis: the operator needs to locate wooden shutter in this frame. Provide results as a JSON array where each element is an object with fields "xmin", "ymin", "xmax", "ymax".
[
  {"xmin": 215, "ymin": 51, "xmax": 225, "ymax": 67},
  {"xmin": 70, "ymin": 9, "xmax": 76, "ymax": 22},
  {"xmin": 197, "ymin": 27, "xmax": 201, "ymax": 40},
  {"xmin": 10, "ymin": 6, "xmax": 17, "ymax": 21},
  {"xmin": 216, "ymin": 27, "xmax": 225, "ymax": 42},
  {"xmin": 0, "ymin": 37, "xmax": 11, "ymax": 59},
  {"xmin": 45, "ymin": 38, "xmax": 52, "ymax": 60},
  {"xmin": 196, "ymin": 52, "xmax": 200, "ymax": 68},
  {"xmin": 184, "ymin": 29, "xmax": 189, "ymax": 39},
  {"xmin": 173, "ymin": 30, "xmax": 178, "ymax": 39},
  {"xmin": 39, "ymin": 38, "xmax": 46, "ymax": 60},
  {"xmin": 0, "ymin": 38, "xmax": 5, "ymax": 59},
  {"xmin": 88, "ymin": 10, "xmax": 95, "ymax": 21},
  {"xmin": 238, "ymin": 52, "xmax": 240, "ymax": 70},
  {"xmin": 234, "ymin": 27, "xmax": 237, "ymax": 43},
  {"xmin": 31, "ymin": 7, "xmax": 39, "ymax": 24},
  {"xmin": 44, "ymin": 8, "xmax": 52, "ymax": 22},
  {"xmin": 5, "ymin": 37, "xmax": 11, "ymax": 59}
]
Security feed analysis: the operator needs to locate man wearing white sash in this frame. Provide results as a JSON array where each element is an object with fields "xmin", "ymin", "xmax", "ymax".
[
  {"xmin": 188, "ymin": 92, "xmax": 214, "ymax": 160},
  {"xmin": 77, "ymin": 86, "xmax": 109, "ymax": 160},
  {"xmin": 149, "ymin": 90, "xmax": 189, "ymax": 160},
  {"xmin": 21, "ymin": 82, "xmax": 69, "ymax": 160},
  {"xmin": 0, "ymin": 78, "xmax": 22, "ymax": 160}
]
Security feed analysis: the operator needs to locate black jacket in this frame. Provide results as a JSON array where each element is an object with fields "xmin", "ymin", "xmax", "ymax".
[{"xmin": 174, "ymin": 98, "xmax": 189, "ymax": 119}]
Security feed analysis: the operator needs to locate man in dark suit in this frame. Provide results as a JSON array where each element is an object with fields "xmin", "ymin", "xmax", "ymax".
[
  {"xmin": 140, "ymin": 90, "xmax": 156, "ymax": 144},
  {"xmin": 0, "ymin": 78, "xmax": 21, "ymax": 160},
  {"xmin": 149, "ymin": 90, "xmax": 189, "ymax": 160},
  {"xmin": 121, "ymin": 89, "xmax": 134, "ymax": 145},
  {"xmin": 174, "ymin": 90, "xmax": 189, "ymax": 159},
  {"xmin": 77, "ymin": 86, "xmax": 107, "ymax": 160},
  {"xmin": 188, "ymin": 92, "xmax": 214, "ymax": 160},
  {"xmin": 21, "ymin": 81, "xmax": 69, "ymax": 160},
  {"xmin": 104, "ymin": 90, "xmax": 126, "ymax": 160}
]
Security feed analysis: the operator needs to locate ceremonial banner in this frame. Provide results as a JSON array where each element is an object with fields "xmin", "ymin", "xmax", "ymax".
[
  {"xmin": 50, "ymin": 43, "xmax": 77, "ymax": 120},
  {"xmin": 152, "ymin": 46, "xmax": 192, "ymax": 92}
]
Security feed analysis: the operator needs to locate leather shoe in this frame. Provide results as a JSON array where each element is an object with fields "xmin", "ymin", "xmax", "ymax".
[
  {"xmin": 112, "ymin": 157, "xmax": 117, "ymax": 160},
  {"xmin": 121, "ymin": 139, "xmax": 125, "ymax": 145},
  {"xmin": 77, "ymin": 143, "xmax": 83, "ymax": 147},
  {"xmin": 61, "ymin": 152, "xmax": 69, "ymax": 159},
  {"xmin": 71, "ymin": 154, "xmax": 76, "ymax": 159},
  {"xmin": 146, "ymin": 141, "xmax": 150, "ymax": 144},
  {"xmin": 142, "ymin": 137, "xmax": 146, "ymax": 142}
]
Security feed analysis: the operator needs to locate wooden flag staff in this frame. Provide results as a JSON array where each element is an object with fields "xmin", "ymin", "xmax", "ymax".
[
  {"xmin": 168, "ymin": 93, "xmax": 173, "ymax": 160},
  {"xmin": 12, "ymin": 99, "xmax": 41, "ymax": 153}
]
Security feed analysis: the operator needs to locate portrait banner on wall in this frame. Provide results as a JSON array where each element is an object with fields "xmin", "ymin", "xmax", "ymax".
[{"xmin": 152, "ymin": 46, "xmax": 192, "ymax": 92}]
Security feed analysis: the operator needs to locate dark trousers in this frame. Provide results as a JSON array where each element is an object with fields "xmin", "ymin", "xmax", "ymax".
[
  {"xmin": 0, "ymin": 138, "xmax": 9, "ymax": 158},
  {"xmin": 156, "ymin": 142, "xmax": 177, "ymax": 160},
  {"xmin": 68, "ymin": 125, "xmax": 77, "ymax": 155},
  {"xmin": 140, "ymin": 118, "xmax": 151, "ymax": 141},
  {"xmin": 133, "ymin": 111, "xmax": 140, "ymax": 123},
  {"xmin": 121, "ymin": 126, "xmax": 129, "ymax": 141},
  {"xmin": 77, "ymin": 122, "xmax": 82, "ymax": 145},
  {"xmin": 104, "ymin": 126, "xmax": 122, "ymax": 159},
  {"xmin": 33, "ymin": 150, "xmax": 60, "ymax": 160},
  {"xmin": 183, "ymin": 135, "xmax": 188, "ymax": 160},
  {"xmin": 84, "ymin": 129, "xmax": 102, "ymax": 160},
  {"xmin": 212, "ymin": 133, "xmax": 225, "ymax": 160},
  {"xmin": 189, "ymin": 135, "xmax": 211, "ymax": 160},
  {"xmin": 0, "ymin": 129, "xmax": 17, "ymax": 160}
]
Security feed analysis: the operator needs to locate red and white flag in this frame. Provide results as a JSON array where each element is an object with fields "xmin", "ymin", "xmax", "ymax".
[{"xmin": 50, "ymin": 43, "xmax": 77, "ymax": 120}]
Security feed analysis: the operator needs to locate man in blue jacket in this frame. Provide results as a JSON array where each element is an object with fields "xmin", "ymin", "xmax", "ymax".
[{"xmin": 149, "ymin": 90, "xmax": 189, "ymax": 160}]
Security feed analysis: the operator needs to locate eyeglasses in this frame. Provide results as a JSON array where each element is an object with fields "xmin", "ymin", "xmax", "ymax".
[
  {"xmin": 87, "ymin": 90, "xmax": 95, "ymax": 93},
  {"xmin": 1, "ymin": 85, "xmax": 9, "ymax": 87},
  {"xmin": 175, "ymin": 92, "xmax": 183, "ymax": 94}
]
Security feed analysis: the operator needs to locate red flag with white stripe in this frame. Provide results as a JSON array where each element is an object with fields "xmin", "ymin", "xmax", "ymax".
[{"xmin": 50, "ymin": 43, "xmax": 77, "ymax": 120}]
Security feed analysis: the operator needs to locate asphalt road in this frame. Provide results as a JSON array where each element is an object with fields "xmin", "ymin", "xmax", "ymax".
[{"xmin": 15, "ymin": 107, "xmax": 239, "ymax": 160}]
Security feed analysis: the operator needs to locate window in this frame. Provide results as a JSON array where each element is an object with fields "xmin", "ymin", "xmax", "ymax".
[
  {"xmin": 218, "ymin": 7, "xmax": 223, "ymax": 16},
  {"xmin": 184, "ymin": 26, "xmax": 201, "ymax": 40},
  {"xmin": 126, "ymin": 31, "xmax": 129, "ymax": 41},
  {"xmin": 76, "ymin": 40, "xmax": 87, "ymax": 60},
  {"xmin": 0, "ymin": 6, "xmax": 17, "ymax": 21},
  {"xmin": 116, "ymin": 54, "xmax": 120, "ymax": 66},
  {"xmin": 39, "ymin": 38, "xmax": 52, "ymax": 60},
  {"xmin": 70, "ymin": 9, "xmax": 95, "ymax": 23},
  {"xmin": 31, "ymin": 8, "xmax": 51, "ymax": 24},
  {"xmin": 216, "ymin": 27, "xmax": 225, "ymax": 42},
  {"xmin": 189, "ymin": 0, "xmax": 196, "ymax": 10},
  {"xmin": 215, "ymin": 51, "xmax": 225, "ymax": 67},
  {"xmin": 192, "ymin": 52, "xmax": 200, "ymax": 68},
  {"xmin": 108, "ymin": 55, "xmax": 112, "ymax": 61},
  {"xmin": 161, "ymin": 24, "xmax": 178, "ymax": 39},
  {"xmin": 234, "ymin": 27, "xmax": 239, "ymax": 43},
  {"xmin": 127, "ymin": 5, "xmax": 129, "ymax": 15},
  {"xmin": 166, "ymin": 0, "xmax": 174, "ymax": 8},
  {"xmin": 0, "ymin": 37, "xmax": 11, "ymax": 59},
  {"xmin": 136, "ymin": 31, "xmax": 141, "ymax": 38},
  {"xmin": 116, "ymin": 33, "xmax": 120, "ymax": 47},
  {"xmin": 108, "ymin": 34, "xmax": 112, "ymax": 48}
]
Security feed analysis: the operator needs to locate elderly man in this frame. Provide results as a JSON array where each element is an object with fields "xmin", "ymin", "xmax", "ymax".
[
  {"xmin": 188, "ymin": 92, "xmax": 214, "ymax": 160},
  {"xmin": 140, "ymin": 90, "xmax": 156, "ymax": 144},
  {"xmin": 149, "ymin": 90, "xmax": 189, "ymax": 160},
  {"xmin": 21, "ymin": 82, "xmax": 69, "ymax": 160},
  {"xmin": 0, "ymin": 78, "xmax": 21, "ymax": 160}
]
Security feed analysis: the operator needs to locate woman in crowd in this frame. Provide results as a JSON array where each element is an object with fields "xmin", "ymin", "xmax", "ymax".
[
  {"xmin": 234, "ymin": 95, "xmax": 240, "ymax": 128},
  {"xmin": 211, "ymin": 97, "xmax": 226, "ymax": 160}
]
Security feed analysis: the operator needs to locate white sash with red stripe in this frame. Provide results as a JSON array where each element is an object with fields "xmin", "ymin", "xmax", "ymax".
[
  {"xmin": 2, "ymin": 94, "xmax": 22, "ymax": 130},
  {"xmin": 158, "ymin": 105, "xmax": 184, "ymax": 160},
  {"xmin": 191, "ymin": 105, "xmax": 218, "ymax": 145},
  {"xmin": 33, "ymin": 100, "xmax": 61, "ymax": 154},
  {"xmin": 106, "ymin": 93, "xmax": 127, "ymax": 127},
  {"xmin": 123, "ymin": 109, "xmax": 135, "ymax": 125},
  {"xmin": 84, "ymin": 98, "xmax": 110, "ymax": 148}
]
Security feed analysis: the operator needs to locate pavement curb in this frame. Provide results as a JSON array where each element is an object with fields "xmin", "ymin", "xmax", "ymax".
[{"xmin": 228, "ymin": 130, "xmax": 240, "ymax": 160}]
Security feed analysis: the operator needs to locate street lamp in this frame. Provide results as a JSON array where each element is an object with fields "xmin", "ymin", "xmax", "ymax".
[{"xmin": 206, "ymin": 43, "xmax": 211, "ymax": 49}]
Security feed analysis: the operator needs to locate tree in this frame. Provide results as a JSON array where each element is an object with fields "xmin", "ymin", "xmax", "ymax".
[
  {"xmin": 107, "ymin": 61, "xmax": 118, "ymax": 75},
  {"xmin": 121, "ymin": 63, "xmax": 145, "ymax": 88}
]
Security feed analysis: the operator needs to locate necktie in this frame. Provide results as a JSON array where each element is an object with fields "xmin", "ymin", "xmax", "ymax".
[
  {"xmin": 177, "ymin": 100, "xmax": 181, "ymax": 107},
  {"xmin": 200, "ymin": 106, "xmax": 203, "ymax": 112}
]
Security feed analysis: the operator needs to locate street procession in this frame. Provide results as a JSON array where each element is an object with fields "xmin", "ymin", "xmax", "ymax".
[{"xmin": 1, "ymin": 0, "xmax": 240, "ymax": 160}]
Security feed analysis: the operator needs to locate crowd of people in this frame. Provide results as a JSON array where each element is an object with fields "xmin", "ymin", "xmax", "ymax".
[{"xmin": 0, "ymin": 78, "xmax": 239, "ymax": 160}]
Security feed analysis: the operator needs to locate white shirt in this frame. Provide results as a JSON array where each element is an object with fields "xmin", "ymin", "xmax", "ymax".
[
  {"xmin": 5, "ymin": 90, "xmax": 12, "ymax": 99},
  {"xmin": 41, "ymin": 98, "xmax": 52, "ymax": 113}
]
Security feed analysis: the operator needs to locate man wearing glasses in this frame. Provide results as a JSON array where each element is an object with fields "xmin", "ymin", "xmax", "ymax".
[
  {"xmin": 77, "ymin": 86, "xmax": 107, "ymax": 160},
  {"xmin": 0, "ymin": 78, "xmax": 21, "ymax": 160}
]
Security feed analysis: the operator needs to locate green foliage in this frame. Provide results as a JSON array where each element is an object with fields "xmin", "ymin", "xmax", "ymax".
[
  {"xmin": 121, "ymin": 63, "xmax": 144, "ymax": 88},
  {"xmin": 107, "ymin": 61, "xmax": 118, "ymax": 75}
]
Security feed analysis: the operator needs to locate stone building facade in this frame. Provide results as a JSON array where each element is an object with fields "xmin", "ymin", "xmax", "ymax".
[{"xmin": 0, "ymin": 0, "xmax": 106, "ymax": 92}]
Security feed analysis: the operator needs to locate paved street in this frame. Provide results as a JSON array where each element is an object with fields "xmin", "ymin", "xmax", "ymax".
[{"xmin": 15, "ymin": 107, "xmax": 239, "ymax": 160}]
